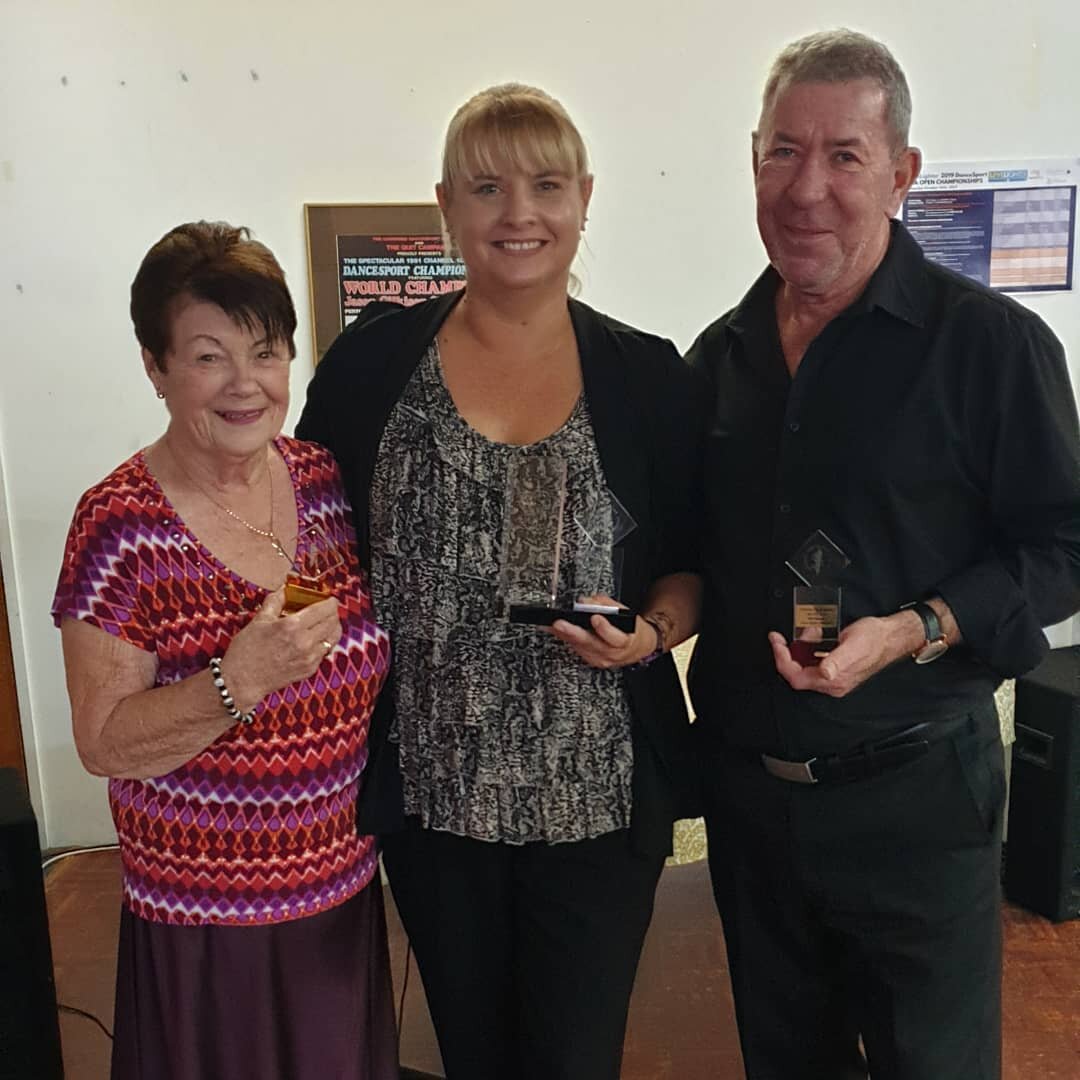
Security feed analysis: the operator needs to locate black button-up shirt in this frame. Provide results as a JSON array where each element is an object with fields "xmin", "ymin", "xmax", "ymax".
[{"xmin": 687, "ymin": 222, "xmax": 1080, "ymax": 758}]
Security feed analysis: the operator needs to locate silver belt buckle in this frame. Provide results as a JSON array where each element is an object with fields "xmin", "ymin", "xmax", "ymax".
[{"xmin": 761, "ymin": 753, "xmax": 819, "ymax": 784}]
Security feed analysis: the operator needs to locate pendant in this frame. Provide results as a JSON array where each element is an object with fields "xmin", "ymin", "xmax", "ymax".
[{"xmin": 270, "ymin": 536, "xmax": 291, "ymax": 562}]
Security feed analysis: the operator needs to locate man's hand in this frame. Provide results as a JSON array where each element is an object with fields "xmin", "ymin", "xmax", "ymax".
[{"xmin": 769, "ymin": 610, "xmax": 925, "ymax": 697}]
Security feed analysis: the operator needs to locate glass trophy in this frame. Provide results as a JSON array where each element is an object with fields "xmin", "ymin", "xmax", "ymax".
[
  {"xmin": 499, "ymin": 455, "xmax": 636, "ymax": 633},
  {"xmin": 785, "ymin": 531, "xmax": 850, "ymax": 666},
  {"xmin": 282, "ymin": 523, "xmax": 343, "ymax": 614}
]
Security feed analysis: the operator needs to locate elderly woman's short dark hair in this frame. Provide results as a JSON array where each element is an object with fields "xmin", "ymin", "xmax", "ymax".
[{"xmin": 130, "ymin": 221, "xmax": 297, "ymax": 370}]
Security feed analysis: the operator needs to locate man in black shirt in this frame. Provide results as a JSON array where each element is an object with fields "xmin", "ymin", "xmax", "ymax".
[{"xmin": 687, "ymin": 28, "xmax": 1080, "ymax": 1080}]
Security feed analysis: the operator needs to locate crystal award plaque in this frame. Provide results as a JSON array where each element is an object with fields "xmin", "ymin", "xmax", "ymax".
[
  {"xmin": 500, "ymin": 455, "xmax": 636, "ymax": 633},
  {"xmin": 785, "ymin": 531, "xmax": 850, "ymax": 666}
]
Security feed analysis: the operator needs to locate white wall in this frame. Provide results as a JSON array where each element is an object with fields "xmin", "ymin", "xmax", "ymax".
[{"xmin": 2, "ymin": 0, "xmax": 1078, "ymax": 845}]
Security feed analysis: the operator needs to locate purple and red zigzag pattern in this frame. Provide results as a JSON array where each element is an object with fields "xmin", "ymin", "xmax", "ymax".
[{"xmin": 53, "ymin": 437, "xmax": 389, "ymax": 926}]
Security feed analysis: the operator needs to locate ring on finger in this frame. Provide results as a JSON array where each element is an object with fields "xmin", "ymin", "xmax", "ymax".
[{"xmin": 321, "ymin": 639, "xmax": 333, "ymax": 655}]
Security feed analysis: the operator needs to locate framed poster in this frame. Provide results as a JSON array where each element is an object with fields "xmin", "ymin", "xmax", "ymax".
[{"xmin": 303, "ymin": 203, "xmax": 466, "ymax": 363}]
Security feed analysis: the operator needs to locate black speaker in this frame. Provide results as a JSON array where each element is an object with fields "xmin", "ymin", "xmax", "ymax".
[
  {"xmin": 0, "ymin": 767, "xmax": 64, "ymax": 1078},
  {"xmin": 1005, "ymin": 646, "xmax": 1080, "ymax": 922}
]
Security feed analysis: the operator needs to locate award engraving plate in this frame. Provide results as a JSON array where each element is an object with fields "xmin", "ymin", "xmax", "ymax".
[{"xmin": 790, "ymin": 585, "xmax": 842, "ymax": 666}]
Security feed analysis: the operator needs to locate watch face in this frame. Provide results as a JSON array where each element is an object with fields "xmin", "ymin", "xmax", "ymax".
[{"xmin": 914, "ymin": 638, "xmax": 949, "ymax": 665}]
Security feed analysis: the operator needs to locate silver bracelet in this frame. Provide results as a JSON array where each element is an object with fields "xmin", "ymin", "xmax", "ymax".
[{"xmin": 208, "ymin": 656, "xmax": 255, "ymax": 726}]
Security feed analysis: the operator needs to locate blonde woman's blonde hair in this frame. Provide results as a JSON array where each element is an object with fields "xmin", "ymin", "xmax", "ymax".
[{"xmin": 440, "ymin": 83, "xmax": 590, "ymax": 199}]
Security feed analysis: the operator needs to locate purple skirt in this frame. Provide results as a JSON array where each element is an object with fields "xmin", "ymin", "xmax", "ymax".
[{"xmin": 110, "ymin": 882, "xmax": 399, "ymax": 1080}]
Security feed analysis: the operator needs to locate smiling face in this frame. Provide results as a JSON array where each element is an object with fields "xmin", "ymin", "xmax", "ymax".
[
  {"xmin": 753, "ymin": 78, "xmax": 920, "ymax": 305},
  {"xmin": 436, "ymin": 84, "xmax": 593, "ymax": 298},
  {"xmin": 437, "ymin": 161, "xmax": 592, "ymax": 295},
  {"xmin": 145, "ymin": 295, "xmax": 291, "ymax": 466}
]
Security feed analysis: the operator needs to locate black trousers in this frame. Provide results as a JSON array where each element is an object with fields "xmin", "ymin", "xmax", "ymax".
[
  {"xmin": 702, "ymin": 709, "xmax": 1005, "ymax": 1080},
  {"xmin": 381, "ymin": 826, "xmax": 665, "ymax": 1080}
]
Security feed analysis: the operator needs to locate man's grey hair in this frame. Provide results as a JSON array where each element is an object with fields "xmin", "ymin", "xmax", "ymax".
[{"xmin": 759, "ymin": 28, "xmax": 912, "ymax": 151}]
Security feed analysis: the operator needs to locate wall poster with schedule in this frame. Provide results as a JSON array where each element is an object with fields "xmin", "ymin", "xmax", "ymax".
[{"xmin": 902, "ymin": 158, "xmax": 1078, "ymax": 293}]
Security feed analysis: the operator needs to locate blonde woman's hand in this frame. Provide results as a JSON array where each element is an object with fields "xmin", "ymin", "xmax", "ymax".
[{"xmin": 549, "ymin": 594, "xmax": 657, "ymax": 670}]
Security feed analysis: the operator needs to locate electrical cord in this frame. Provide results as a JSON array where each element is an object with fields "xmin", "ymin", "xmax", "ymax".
[
  {"xmin": 57, "ymin": 1003, "xmax": 113, "ymax": 1040},
  {"xmin": 41, "ymin": 843, "xmax": 120, "ymax": 872},
  {"xmin": 397, "ymin": 941, "xmax": 412, "ymax": 1054},
  {"xmin": 396, "ymin": 943, "xmax": 445, "ymax": 1078},
  {"xmin": 40, "ymin": 847, "xmax": 121, "ymax": 1041}
]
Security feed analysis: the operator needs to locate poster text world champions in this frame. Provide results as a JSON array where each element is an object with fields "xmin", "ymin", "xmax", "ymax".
[{"xmin": 337, "ymin": 234, "xmax": 466, "ymax": 325}]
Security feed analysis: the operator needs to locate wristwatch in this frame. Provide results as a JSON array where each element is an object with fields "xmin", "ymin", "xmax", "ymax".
[{"xmin": 900, "ymin": 600, "xmax": 949, "ymax": 665}]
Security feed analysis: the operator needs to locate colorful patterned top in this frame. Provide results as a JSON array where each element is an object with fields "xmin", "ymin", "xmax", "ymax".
[{"xmin": 51, "ymin": 436, "xmax": 390, "ymax": 927}]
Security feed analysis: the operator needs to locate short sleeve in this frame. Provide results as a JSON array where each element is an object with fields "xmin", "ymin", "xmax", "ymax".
[
  {"xmin": 51, "ymin": 472, "xmax": 157, "ymax": 653},
  {"xmin": 647, "ymin": 339, "xmax": 710, "ymax": 579}
]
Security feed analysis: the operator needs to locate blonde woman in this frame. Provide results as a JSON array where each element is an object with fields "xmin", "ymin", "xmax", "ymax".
[{"xmin": 299, "ymin": 85, "xmax": 705, "ymax": 1080}]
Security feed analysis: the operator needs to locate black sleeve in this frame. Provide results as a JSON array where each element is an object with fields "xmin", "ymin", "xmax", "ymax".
[
  {"xmin": 684, "ymin": 315, "xmax": 729, "ymax": 385},
  {"xmin": 683, "ymin": 327, "xmax": 712, "ymax": 379},
  {"xmin": 294, "ymin": 360, "xmax": 334, "ymax": 449},
  {"xmin": 937, "ymin": 309, "xmax": 1080, "ymax": 676},
  {"xmin": 295, "ymin": 300, "xmax": 405, "ymax": 452},
  {"xmin": 646, "ymin": 339, "xmax": 710, "ymax": 580}
]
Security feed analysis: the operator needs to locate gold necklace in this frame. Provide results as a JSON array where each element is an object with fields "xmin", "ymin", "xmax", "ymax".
[{"xmin": 166, "ymin": 442, "xmax": 292, "ymax": 562}]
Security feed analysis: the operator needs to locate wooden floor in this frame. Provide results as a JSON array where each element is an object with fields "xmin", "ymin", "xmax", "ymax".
[{"xmin": 45, "ymin": 851, "xmax": 1079, "ymax": 1078}]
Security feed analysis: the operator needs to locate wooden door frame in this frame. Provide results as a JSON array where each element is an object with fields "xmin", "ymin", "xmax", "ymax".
[{"xmin": 0, "ymin": 557, "xmax": 27, "ymax": 786}]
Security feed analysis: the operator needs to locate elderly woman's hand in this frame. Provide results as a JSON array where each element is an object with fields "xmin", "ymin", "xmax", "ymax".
[
  {"xmin": 220, "ymin": 588, "xmax": 343, "ymax": 711},
  {"xmin": 549, "ymin": 594, "xmax": 658, "ymax": 670}
]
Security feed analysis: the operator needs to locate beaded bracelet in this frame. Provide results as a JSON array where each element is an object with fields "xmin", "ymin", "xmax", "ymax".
[
  {"xmin": 208, "ymin": 656, "xmax": 255, "ymax": 726},
  {"xmin": 631, "ymin": 616, "xmax": 667, "ymax": 670}
]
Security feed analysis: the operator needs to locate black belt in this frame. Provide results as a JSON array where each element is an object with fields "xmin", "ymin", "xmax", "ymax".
[{"xmin": 761, "ymin": 713, "xmax": 974, "ymax": 786}]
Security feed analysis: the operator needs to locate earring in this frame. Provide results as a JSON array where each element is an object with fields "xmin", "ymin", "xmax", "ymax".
[{"xmin": 156, "ymin": 390, "xmax": 165, "ymax": 400}]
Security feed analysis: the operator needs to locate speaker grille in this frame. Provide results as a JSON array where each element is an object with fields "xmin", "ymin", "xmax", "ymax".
[{"xmin": 1007, "ymin": 647, "xmax": 1080, "ymax": 921}]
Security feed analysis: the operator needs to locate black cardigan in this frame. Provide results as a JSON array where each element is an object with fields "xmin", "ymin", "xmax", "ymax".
[{"xmin": 296, "ymin": 292, "xmax": 706, "ymax": 856}]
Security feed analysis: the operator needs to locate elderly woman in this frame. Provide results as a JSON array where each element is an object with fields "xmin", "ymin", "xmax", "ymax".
[
  {"xmin": 52, "ymin": 222, "xmax": 397, "ymax": 1080},
  {"xmin": 298, "ymin": 85, "xmax": 705, "ymax": 1079}
]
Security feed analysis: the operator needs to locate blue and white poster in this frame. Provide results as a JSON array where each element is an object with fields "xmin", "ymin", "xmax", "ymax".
[{"xmin": 902, "ymin": 158, "xmax": 1078, "ymax": 293}]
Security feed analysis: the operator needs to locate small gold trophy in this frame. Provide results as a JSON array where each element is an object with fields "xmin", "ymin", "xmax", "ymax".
[{"xmin": 282, "ymin": 523, "xmax": 342, "ymax": 614}]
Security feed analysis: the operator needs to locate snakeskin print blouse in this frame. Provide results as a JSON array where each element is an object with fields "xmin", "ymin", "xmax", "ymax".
[{"xmin": 369, "ymin": 343, "xmax": 634, "ymax": 845}]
